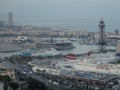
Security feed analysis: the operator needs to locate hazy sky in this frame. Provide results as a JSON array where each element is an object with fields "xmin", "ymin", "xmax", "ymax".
[{"xmin": 0, "ymin": 0, "xmax": 120, "ymax": 31}]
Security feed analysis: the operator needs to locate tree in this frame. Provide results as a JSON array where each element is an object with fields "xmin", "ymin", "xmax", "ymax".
[
  {"xmin": 2, "ymin": 75, "xmax": 11, "ymax": 90},
  {"xmin": 27, "ymin": 77, "xmax": 47, "ymax": 90},
  {"xmin": 9, "ymin": 82, "xmax": 19, "ymax": 90}
]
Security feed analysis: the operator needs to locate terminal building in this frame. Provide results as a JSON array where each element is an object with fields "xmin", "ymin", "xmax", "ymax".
[{"xmin": 36, "ymin": 42, "xmax": 75, "ymax": 50}]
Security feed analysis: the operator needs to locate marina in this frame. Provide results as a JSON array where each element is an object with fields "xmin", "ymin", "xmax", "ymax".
[
  {"xmin": 0, "ymin": 37, "xmax": 119, "ymax": 90},
  {"xmin": 0, "ymin": 1, "xmax": 120, "ymax": 89}
]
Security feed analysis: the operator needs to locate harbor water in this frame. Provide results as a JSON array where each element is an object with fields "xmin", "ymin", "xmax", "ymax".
[
  {"xmin": 59, "ymin": 42, "xmax": 116, "ymax": 54},
  {"xmin": 0, "ymin": 42, "xmax": 116, "ymax": 58}
]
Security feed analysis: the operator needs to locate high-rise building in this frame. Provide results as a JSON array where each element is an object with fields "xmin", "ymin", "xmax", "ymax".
[
  {"xmin": 114, "ymin": 29, "xmax": 119, "ymax": 35},
  {"xmin": 8, "ymin": 12, "xmax": 13, "ymax": 26}
]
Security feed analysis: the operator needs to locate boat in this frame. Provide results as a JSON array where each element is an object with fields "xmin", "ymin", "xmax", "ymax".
[{"xmin": 65, "ymin": 54, "xmax": 77, "ymax": 60}]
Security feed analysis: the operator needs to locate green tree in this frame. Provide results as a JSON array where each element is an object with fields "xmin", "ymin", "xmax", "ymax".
[
  {"xmin": 2, "ymin": 75, "xmax": 10, "ymax": 90},
  {"xmin": 27, "ymin": 77, "xmax": 47, "ymax": 90},
  {"xmin": 9, "ymin": 82, "xmax": 19, "ymax": 90}
]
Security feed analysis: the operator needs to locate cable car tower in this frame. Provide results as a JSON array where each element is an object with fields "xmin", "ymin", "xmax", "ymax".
[{"xmin": 98, "ymin": 18, "xmax": 106, "ymax": 53}]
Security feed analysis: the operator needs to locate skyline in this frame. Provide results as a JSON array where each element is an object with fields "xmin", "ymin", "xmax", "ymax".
[{"xmin": 0, "ymin": 0, "xmax": 120, "ymax": 31}]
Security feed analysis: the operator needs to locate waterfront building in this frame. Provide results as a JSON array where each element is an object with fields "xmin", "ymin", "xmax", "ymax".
[
  {"xmin": 116, "ymin": 41, "xmax": 120, "ymax": 53},
  {"xmin": 0, "ymin": 65, "xmax": 15, "ymax": 79},
  {"xmin": 0, "ymin": 20, "xmax": 7, "ymax": 30},
  {"xmin": 36, "ymin": 42, "xmax": 74, "ymax": 50}
]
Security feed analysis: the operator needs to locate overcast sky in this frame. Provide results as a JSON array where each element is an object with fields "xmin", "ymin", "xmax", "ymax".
[{"xmin": 0, "ymin": 0, "xmax": 120, "ymax": 31}]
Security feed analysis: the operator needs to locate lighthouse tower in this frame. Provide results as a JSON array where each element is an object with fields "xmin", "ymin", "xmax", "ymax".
[{"xmin": 98, "ymin": 18, "xmax": 106, "ymax": 53}]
